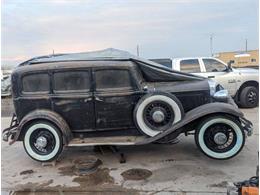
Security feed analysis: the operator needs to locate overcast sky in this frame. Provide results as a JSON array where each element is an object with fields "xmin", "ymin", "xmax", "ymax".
[{"xmin": 2, "ymin": 0, "xmax": 259, "ymax": 66}]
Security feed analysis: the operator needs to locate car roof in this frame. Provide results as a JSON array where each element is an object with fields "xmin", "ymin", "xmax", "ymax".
[
  {"xmin": 14, "ymin": 48, "xmax": 205, "ymax": 82},
  {"xmin": 173, "ymin": 57, "xmax": 216, "ymax": 61},
  {"xmin": 19, "ymin": 48, "xmax": 153, "ymax": 66}
]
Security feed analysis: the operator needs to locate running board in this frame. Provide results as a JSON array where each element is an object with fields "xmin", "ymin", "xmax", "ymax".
[{"xmin": 68, "ymin": 136, "xmax": 147, "ymax": 146}]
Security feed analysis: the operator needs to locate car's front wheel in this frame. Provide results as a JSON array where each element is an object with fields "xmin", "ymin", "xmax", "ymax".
[
  {"xmin": 195, "ymin": 115, "xmax": 245, "ymax": 160},
  {"xmin": 239, "ymin": 86, "xmax": 258, "ymax": 108},
  {"xmin": 23, "ymin": 121, "xmax": 63, "ymax": 162}
]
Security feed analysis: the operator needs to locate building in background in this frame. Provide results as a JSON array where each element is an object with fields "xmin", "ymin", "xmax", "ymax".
[{"xmin": 214, "ymin": 49, "xmax": 259, "ymax": 68}]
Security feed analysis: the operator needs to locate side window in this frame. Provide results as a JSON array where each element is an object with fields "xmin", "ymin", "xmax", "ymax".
[
  {"xmin": 53, "ymin": 71, "xmax": 90, "ymax": 92},
  {"xmin": 180, "ymin": 59, "xmax": 201, "ymax": 73},
  {"xmin": 203, "ymin": 59, "xmax": 227, "ymax": 72},
  {"xmin": 22, "ymin": 73, "xmax": 49, "ymax": 93},
  {"xmin": 95, "ymin": 69, "xmax": 133, "ymax": 91}
]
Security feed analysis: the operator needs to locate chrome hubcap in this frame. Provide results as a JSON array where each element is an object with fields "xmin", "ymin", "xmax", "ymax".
[
  {"xmin": 214, "ymin": 132, "xmax": 227, "ymax": 145},
  {"xmin": 152, "ymin": 110, "xmax": 165, "ymax": 123},
  {"xmin": 36, "ymin": 136, "xmax": 47, "ymax": 148}
]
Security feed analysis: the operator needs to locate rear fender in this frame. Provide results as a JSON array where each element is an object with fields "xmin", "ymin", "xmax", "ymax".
[
  {"xmin": 15, "ymin": 109, "xmax": 72, "ymax": 145},
  {"xmin": 136, "ymin": 102, "xmax": 244, "ymax": 145}
]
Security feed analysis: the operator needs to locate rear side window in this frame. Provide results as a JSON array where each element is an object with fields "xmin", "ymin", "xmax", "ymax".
[
  {"xmin": 22, "ymin": 73, "xmax": 49, "ymax": 93},
  {"xmin": 53, "ymin": 71, "xmax": 90, "ymax": 92},
  {"xmin": 95, "ymin": 69, "xmax": 132, "ymax": 90},
  {"xmin": 180, "ymin": 59, "xmax": 201, "ymax": 73}
]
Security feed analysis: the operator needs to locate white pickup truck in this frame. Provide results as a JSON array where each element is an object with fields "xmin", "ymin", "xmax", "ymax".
[{"xmin": 171, "ymin": 57, "xmax": 259, "ymax": 108}]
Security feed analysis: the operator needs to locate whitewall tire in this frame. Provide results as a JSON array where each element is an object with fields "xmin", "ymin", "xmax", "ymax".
[
  {"xmin": 134, "ymin": 92, "xmax": 184, "ymax": 137},
  {"xmin": 195, "ymin": 115, "xmax": 245, "ymax": 160},
  {"xmin": 23, "ymin": 121, "xmax": 63, "ymax": 162}
]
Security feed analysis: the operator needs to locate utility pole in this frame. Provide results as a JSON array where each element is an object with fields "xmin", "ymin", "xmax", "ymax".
[
  {"xmin": 136, "ymin": 45, "xmax": 139, "ymax": 57},
  {"xmin": 210, "ymin": 34, "xmax": 214, "ymax": 56},
  {"xmin": 245, "ymin": 39, "xmax": 248, "ymax": 52},
  {"xmin": 52, "ymin": 49, "xmax": 55, "ymax": 55}
]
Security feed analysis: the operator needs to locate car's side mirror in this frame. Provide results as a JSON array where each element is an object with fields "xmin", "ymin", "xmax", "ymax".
[{"xmin": 227, "ymin": 60, "xmax": 234, "ymax": 71}]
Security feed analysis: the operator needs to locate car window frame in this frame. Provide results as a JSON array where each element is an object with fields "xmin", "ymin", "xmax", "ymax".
[
  {"xmin": 20, "ymin": 71, "xmax": 51, "ymax": 95},
  {"xmin": 52, "ymin": 68, "xmax": 92, "ymax": 94},
  {"xmin": 93, "ymin": 67, "xmax": 136, "ymax": 93},
  {"xmin": 201, "ymin": 58, "xmax": 228, "ymax": 73}
]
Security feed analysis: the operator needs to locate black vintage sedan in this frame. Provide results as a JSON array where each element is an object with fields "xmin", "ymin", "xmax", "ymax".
[{"xmin": 3, "ymin": 48, "xmax": 253, "ymax": 162}]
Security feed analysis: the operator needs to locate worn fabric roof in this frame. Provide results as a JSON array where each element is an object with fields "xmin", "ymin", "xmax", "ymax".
[
  {"xmin": 19, "ymin": 48, "xmax": 156, "ymax": 65},
  {"xmin": 18, "ymin": 48, "xmax": 204, "ymax": 81}
]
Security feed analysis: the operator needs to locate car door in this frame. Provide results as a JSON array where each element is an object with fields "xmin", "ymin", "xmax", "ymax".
[
  {"xmin": 51, "ymin": 69, "xmax": 95, "ymax": 131},
  {"xmin": 200, "ymin": 58, "xmax": 237, "ymax": 96},
  {"xmin": 93, "ymin": 67, "xmax": 141, "ymax": 130}
]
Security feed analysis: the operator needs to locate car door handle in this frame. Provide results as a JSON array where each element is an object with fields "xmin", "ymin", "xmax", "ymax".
[
  {"xmin": 95, "ymin": 97, "xmax": 104, "ymax": 102},
  {"xmin": 208, "ymin": 76, "xmax": 215, "ymax": 78}
]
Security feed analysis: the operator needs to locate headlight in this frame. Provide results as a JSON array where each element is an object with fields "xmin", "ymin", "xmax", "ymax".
[
  {"xmin": 213, "ymin": 89, "xmax": 228, "ymax": 101},
  {"xmin": 208, "ymin": 79, "xmax": 216, "ymax": 96}
]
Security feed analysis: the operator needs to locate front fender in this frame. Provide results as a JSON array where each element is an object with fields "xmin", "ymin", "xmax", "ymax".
[
  {"xmin": 136, "ymin": 102, "xmax": 244, "ymax": 145},
  {"xmin": 14, "ymin": 109, "xmax": 72, "ymax": 145}
]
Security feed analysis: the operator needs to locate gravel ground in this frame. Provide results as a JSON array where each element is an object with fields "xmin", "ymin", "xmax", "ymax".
[{"xmin": 1, "ymin": 98, "xmax": 259, "ymax": 194}]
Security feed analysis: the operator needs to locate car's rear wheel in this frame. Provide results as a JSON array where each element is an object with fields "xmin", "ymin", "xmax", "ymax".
[
  {"xmin": 239, "ymin": 86, "xmax": 258, "ymax": 108},
  {"xmin": 134, "ymin": 92, "xmax": 184, "ymax": 137},
  {"xmin": 195, "ymin": 115, "xmax": 245, "ymax": 160},
  {"xmin": 23, "ymin": 121, "xmax": 63, "ymax": 162}
]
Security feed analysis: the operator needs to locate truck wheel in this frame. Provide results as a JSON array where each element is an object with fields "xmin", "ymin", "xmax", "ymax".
[
  {"xmin": 195, "ymin": 115, "xmax": 245, "ymax": 160},
  {"xmin": 23, "ymin": 121, "xmax": 63, "ymax": 162},
  {"xmin": 134, "ymin": 92, "xmax": 184, "ymax": 137},
  {"xmin": 240, "ymin": 86, "xmax": 258, "ymax": 108}
]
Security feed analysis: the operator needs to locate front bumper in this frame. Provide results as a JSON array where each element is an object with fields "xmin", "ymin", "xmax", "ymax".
[{"xmin": 240, "ymin": 117, "xmax": 253, "ymax": 136}]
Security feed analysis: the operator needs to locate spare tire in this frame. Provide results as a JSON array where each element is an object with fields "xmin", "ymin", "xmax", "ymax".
[{"xmin": 133, "ymin": 92, "xmax": 184, "ymax": 137}]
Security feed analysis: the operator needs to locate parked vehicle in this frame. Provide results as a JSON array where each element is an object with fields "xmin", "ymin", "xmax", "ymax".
[
  {"xmin": 3, "ymin": 49, "xmax": 253, "ymax": 162},
  {"xmin": 172, "ymin": 57, "xmax": 259, "ymax": 108},
  {"xmin": 1, "ymin": 74, "xmax": 12, "ymax": 97}
]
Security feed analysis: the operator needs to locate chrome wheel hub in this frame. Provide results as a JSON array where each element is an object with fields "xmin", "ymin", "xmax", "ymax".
[
  {"xmin": 152, "ymin": 110, "xmax": 165, "ymax": 123},
  {"xmin": 36, "ymin": 136, "xmax": 47, "ymax": 148},
  {"xmin": 214, "ymin": 132, "xmax": 227, "ymax": 145}
]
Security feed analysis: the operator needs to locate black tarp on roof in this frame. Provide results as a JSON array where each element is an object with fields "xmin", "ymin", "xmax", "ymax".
[{"xmin": 19, "ymin": 48, "xmax": 204, "ymax": 81}]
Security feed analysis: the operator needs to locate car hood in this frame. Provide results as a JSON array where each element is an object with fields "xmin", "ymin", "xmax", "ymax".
[{"xmin": 232, "ymin": 68, "xmax": 259, "ymax": 74}]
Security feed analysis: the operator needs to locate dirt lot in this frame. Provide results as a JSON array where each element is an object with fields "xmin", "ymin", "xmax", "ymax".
[{"xmin": 1, "ymin": 98, "xmax": 259, "ymax": 194}]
